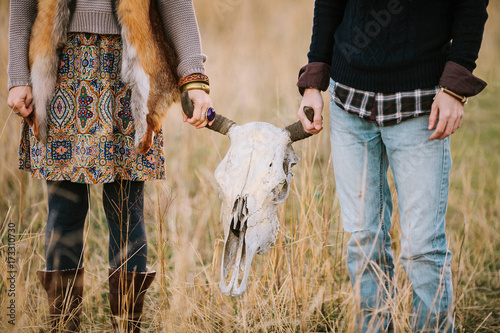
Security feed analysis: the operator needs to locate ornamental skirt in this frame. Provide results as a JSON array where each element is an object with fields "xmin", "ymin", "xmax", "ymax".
[{"xmin": 19, "ymin": 33, "xmax": 166, "ymax": 184}]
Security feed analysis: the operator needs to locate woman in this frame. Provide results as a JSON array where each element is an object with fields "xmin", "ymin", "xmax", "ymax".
[{"xmin": 7, "ymin": 0, "xmax": 213, "ymax": 331}]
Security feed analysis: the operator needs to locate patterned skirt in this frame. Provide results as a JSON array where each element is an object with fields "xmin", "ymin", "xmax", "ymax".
[{"xmin": 19, "ymin": 33, "xmax": 166, "ymax": 184}]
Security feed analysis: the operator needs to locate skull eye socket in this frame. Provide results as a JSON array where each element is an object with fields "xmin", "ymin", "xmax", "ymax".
[{"xmin": 272, "ymin": 178, "xmax": 289, "ymax": 204}]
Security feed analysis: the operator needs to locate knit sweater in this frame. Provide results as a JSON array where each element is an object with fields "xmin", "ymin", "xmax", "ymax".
[
  {"xmin": 306, "ymin": 0, "xmax": 488, "ymax": 94},
  {"xmin": 68, "ymin": 0, "xmax": 120, "ymax": 35},
  {"xmin": 8, "ymin": 0, "xmax": 207, "ymax": 90}
]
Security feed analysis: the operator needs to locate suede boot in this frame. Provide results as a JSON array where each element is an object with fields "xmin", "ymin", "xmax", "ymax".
[
  {"xmin": 37, "ymin": 267, "xmax": 84, "ymax": 332},
  {"xmin": 108, "ymin": 268, "xmax": 156, "ymax": 333}
]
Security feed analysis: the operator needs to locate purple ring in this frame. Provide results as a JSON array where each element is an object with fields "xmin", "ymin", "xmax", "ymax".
[{"xmin": 207, "ymin": 107, "xmax": 216, "ymax": 122}]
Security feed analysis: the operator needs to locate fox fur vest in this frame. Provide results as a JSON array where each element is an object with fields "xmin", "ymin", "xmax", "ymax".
[{"xmin": 28, "ymin": 0, "xmax": 180, "ymax": 154}]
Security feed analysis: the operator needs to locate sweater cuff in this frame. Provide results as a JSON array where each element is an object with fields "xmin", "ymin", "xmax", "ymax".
[
  {"xmin": 177, "ymin": 54, "xmax": 207, "ymax": 78},
  {"xmin": 297, "ymin": 62, "xmax": 331, "ymax": 96},
  {"xmin": 439, "ymin": 61, "xmax": 487, "ymax": 97},
  {"xmin": 8, "ymin": 79, "xmax": 32, "ymax": 91}
]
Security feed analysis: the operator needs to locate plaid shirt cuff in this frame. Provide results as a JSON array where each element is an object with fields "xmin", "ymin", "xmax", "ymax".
[
  {"xmin": 297, "ymin": 62, "xmax": 331, "ymax": 96},
  {"xmin": 439, "ymin": 61, "xmax": 487, "ymax": 97}
]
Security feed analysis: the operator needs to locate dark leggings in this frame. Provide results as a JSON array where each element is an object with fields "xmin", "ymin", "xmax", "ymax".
[{"xmin": 45, "ymin": 180, "xmax": 147, "ymax": 272}]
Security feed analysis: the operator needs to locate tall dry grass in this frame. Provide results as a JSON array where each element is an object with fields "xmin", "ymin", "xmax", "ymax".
[{"xmin": 0, "ymin": 0, "xmax": 499, "ymax": 332}]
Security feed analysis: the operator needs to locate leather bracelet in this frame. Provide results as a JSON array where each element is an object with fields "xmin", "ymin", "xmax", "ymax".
[
  {"xmin": 438, "ymin": 87, "xmax": 468, "ymax": 105},
  {"xmin": 178, "ymin": 73, "xmax": 209, "ymax": 88},
  {"xmin": 180, "ymin": 82, "xmax": 210, "ymax": 94}
]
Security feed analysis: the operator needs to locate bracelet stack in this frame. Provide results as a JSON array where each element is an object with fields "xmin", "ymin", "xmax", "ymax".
[
  {"xmin": 438, "ymin": 87, "xmax": 468, "ymax": 105},
  {"xmin": 179, "ymin": 73, "xmax": 210, "ymax": 94}
]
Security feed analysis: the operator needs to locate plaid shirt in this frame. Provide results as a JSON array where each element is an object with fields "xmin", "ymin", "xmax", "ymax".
[{"xmin": 332, "ymin": 81, "xmax": 439, "ymax": 126}]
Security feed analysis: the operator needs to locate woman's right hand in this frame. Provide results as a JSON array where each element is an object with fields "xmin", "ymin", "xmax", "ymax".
[{"xmin": 7, "ymin": 86, "xmax": 34, "ymax": 118}]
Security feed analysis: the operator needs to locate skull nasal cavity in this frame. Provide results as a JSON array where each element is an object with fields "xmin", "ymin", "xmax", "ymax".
[{"xmin": 231, "ymin": 218, "xmax": 241, "ymax": 236}]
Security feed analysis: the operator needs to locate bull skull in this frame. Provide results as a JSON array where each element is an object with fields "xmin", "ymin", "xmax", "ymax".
[{"xmin": 181, "ymin": 92, "xmax": 313, "ymax": 296}]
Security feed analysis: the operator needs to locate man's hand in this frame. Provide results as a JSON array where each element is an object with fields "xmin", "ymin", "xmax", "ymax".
[
  {"xmin": 7, "ymin": 86, "xmax": 34, "ymax": 118},
  {"xmin": 298, "ymin": 88, "xmax": 323, "ymax": 135},
  {"xmin": 182, "ymin": 89, "xmax": 214, "ymax": 129},
  {"xmin": 428, "ymin": 90, "xmax": 464, "ymax": 140}
]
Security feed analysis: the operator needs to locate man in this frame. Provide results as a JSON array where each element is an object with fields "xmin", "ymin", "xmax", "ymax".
[{"xmin": 297, "ymin": 0, "xmax": 488, "ymax": 332}]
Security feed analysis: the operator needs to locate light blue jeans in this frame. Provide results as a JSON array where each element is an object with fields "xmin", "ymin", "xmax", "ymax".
[{"xmin": 329, "ymin": 80, "xmax": 455, "ymax": 332}]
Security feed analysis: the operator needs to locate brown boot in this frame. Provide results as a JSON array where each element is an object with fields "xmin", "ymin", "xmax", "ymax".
[
  {"xmin": 108, "ymin": 268, "xmax": 156, "ymax": 333},
  {"xmin": 37, "ymin": 267, "xmax": 84, "ymax": 332}
]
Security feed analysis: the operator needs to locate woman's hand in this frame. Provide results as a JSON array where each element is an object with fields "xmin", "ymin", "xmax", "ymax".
[
  {"xmin": 7, "ymin": 86, "xmax": 34, "ymax": 118},
  {"xmin": 182, "ymin": 89, "xmax": 214, "ymax": 129},
  {"xmin": 298, "ymin": 88, "xmax": 323, "ymax": 135}
]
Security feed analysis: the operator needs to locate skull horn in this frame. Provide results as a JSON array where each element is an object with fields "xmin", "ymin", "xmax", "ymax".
[
  {"xmin": 181, "ymin": 91, "xmax": 236, "ymax": 135},
  {"xmin": 285, "ymin": 106, "xmax": 315, "ymax": 142}
]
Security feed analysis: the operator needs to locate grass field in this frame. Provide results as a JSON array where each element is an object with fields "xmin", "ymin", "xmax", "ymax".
[{"xmin": 0, "ymin": 1, "xmax": 499, "ymax": 332}]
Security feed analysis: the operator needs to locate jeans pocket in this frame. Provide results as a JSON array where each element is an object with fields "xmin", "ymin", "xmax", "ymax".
[{"xmin": 328, "ymin": 78, "xmax": 337, "ymax": 103}]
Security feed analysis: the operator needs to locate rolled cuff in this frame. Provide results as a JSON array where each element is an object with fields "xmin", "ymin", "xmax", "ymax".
[
  {"xmin": 296, "ymin": 62, "xmax": 331, "ymax": 96},
  {"xmin": 439, "ymin": 61, "xmax": 487, "ymax": 97}
]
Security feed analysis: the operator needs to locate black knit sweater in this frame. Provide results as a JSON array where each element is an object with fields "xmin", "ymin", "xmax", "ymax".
[{"xmin": 307, "ymin": 0, "xmax": 489, "ymax": 93}]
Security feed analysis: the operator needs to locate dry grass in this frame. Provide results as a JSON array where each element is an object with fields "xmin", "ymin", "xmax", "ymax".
[{"xmin": 0, "ymin": 1, "xmax": 499, "ymax": 332}]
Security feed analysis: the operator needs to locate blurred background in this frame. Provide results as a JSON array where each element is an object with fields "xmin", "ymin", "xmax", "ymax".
[{"xmin": 0, "ymin": 1, "xmax": 498, "ymax": 331}]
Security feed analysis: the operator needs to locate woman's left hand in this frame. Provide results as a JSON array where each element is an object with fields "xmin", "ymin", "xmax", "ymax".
[{"xmin": 182, "ymin": 89, "xmax": 214, "ymax": 129}]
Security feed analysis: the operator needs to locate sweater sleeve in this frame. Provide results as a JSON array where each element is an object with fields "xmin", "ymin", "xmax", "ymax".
[
  {"xmin": 448, "ymin": 0, "xmax": 489, "ymax": 72},
  {"xmin": 157, "ymin": 0, "xmax": 207, "ymax": 78},
  {"xmin": 8, "ymin": 0, "xmax": 37, "ymax": 90},
  {"xmin": 297, "ymin": 0, "xmax": 347, "ymax": 94},
  {"xmin": 307, "ymin": 0, "xmax": 348, "ymax": 64},
  {"xmin": 439, "ymin": 0, "xmax": 488, "ymax": 96}
]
